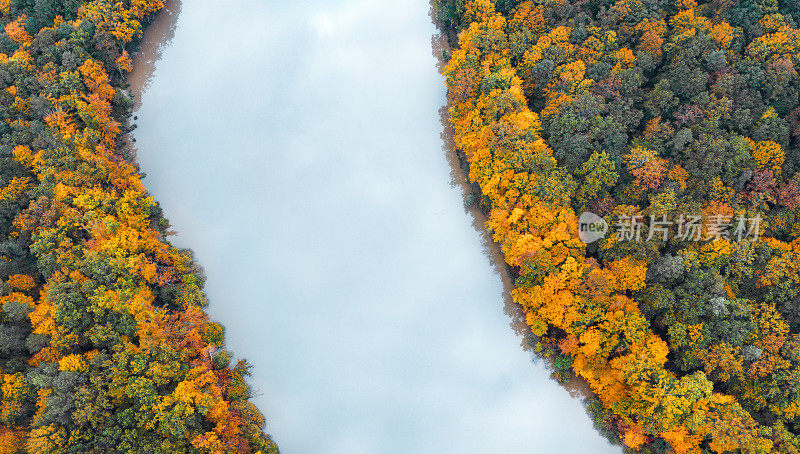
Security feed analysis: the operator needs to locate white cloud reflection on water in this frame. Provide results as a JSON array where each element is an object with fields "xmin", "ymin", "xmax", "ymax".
[{"xmin": 132, "ymin": 0, "xmax": 623, "ymax": 452}]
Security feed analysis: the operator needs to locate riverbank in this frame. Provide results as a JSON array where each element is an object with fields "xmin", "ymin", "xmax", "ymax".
[
  {"xmin": 127, "ymin": 1, "xmax": 622, "ymax": 451},
  {"xmin": 129, "ymin": 0, "xmax": 182, "ymax": 107},
  {"xmin": 431, "ymin": 17, "xmax": 604, "ymax": 402}
]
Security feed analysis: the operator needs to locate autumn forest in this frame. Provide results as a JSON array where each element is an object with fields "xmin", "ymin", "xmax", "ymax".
[
  {"xmin": 435, "ymin": 0, "xmax": 800, "ymax": 452},
  {"xmin": 0, "ymin": 0, "xmax": 278, "ymax": 452},
  {"xmin": 4, "ymin": 0, "xmax": 800, "ymax": 452}
]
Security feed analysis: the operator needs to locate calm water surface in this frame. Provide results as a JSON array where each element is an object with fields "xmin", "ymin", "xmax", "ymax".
[{"xmin": 131, "ymin": 0, "xmax": 622, "ymax": 452}]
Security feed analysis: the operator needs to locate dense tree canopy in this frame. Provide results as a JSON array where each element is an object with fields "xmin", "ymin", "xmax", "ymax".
[
  {"xmin": 0, "ymin": 0, "xmax": 278, "ymax": 452},
  {"xmin": 437, "ymin": 0, "xmax": 800, "ymax": 452}
]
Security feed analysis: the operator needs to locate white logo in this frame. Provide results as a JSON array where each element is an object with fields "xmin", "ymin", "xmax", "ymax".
[{"xmin": 578, "ymin": 212, "xmax": 608, "ymax": 244}]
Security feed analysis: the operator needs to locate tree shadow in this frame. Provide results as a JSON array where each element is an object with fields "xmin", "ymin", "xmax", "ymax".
[{"xmin": 129, "ymin": 0, "xmax": 183, "ymax": 109}]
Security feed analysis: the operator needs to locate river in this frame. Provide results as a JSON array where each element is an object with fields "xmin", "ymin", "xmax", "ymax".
[{"xmin": 130, "ymin": 0, "xmax": 622, "ymax": 453}]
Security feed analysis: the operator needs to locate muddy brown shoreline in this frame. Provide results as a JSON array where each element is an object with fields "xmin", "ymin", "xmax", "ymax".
[
  {"xmin": 430, "ymin": 23, "xmax": 599, "ymax": 401},
  {"xmin": 128, "ymin": 0, "xmax": 182, "ymax": 108}
]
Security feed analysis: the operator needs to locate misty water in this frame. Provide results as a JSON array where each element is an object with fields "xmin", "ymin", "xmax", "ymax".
[{"xmin": 130, "ymin": 0, "xmax": 622, "ymax": 453}]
